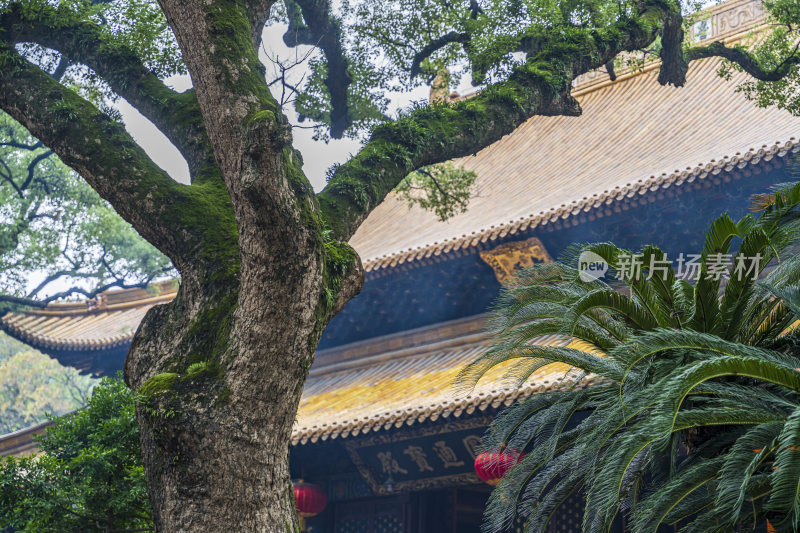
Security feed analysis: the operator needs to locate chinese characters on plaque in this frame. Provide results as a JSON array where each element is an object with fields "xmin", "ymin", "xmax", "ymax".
[{"xmin": 345, "ymin": 418, "xmax": 491, "ymax": 494}]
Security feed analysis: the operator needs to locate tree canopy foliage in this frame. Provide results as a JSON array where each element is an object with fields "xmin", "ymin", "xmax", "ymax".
[
  {"xmin": 0, "ymin": 333, "xmax": 95, "ymax": 436},
  {"xmin": 277, "ymin": 0, "xmax": 800, "ymax": 140},
  {"xmin": 0, "ymin": 112, "xmax": 173, "ymax": 312},
  {"xmin": 0, "ymin": 376, "xmax": 151, "ymax": 533},
  {"xmin": 461, "ymin": 179, "xmax": 800, "ymax": 532},
  {"xmin": 0, "ymin": 341, "xmax": 96, "ymax": 434}
]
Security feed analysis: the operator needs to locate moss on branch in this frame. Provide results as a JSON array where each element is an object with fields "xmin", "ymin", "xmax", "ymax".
[
  {"xmin": 686, "ymin": 41, "xmax": 800, "ymax": 82},
  {"xmin": 0, "ymin": 43, "xmax": 196, "ymax": 256},
  {"xmin": 317, "ymin": 13, "xmax": 657, "ymax": 242},
  {"xmin": 280, "ymin": 146, "xmax": 360, "ymax": 327},
  {"xmin": 201, "ymin": 1, "xmax": 280, "ymax": 122},
  {"xmin": 139, "ymin": 373, "xmax": 180, "ymax": 398},
  {"xmin": 0, "ymin": 35, "xmax": 241, "ymax": 310},
  {"xmin": 183, "ymin": 291, "xmax": 238, "ymax": 372},
  {"xmin": 0, "ymin": 2, "xmax": 208, "ymax": 168}
]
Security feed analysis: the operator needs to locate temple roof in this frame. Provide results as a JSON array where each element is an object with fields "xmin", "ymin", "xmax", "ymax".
[
  {"xmin": 293, "ymin": 316, "xmax": 591, "ymax": 444},
  {"xmin": 1, "ymin": 281, "xmax": 176, "ymax": 351},
  {"xmin": 351, "ymin": 0, "xmax": 800, "ymax": 272},
  {"xmin": 0, "ymin": 420, "xmax": 50, "ymax": 457},
  {"xmin": 1, "ymin": 0, "xmax": 794, "ymax": 359},
  {"xmin": 0, "ymin": 281, "xmax": 177, "ymax": 373},
  {"xmin": 353, "ymin": 61, "xmax": 799, "ymax": 270},
  {"xmin": 0, "ymin": 316, "xmax": 590, "ymax": 454}
]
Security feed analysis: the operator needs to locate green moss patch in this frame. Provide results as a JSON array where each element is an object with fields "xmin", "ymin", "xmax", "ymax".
[{"xmin": 138, "ymin": 373, "xmax": 179, "ymax": 398}]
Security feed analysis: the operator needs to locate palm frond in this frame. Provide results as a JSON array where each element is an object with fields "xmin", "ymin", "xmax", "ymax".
[
  {"xmin": 715, "ymin": 421, "xmax": 783, "ymax": 524},
  {"xmin": 631, "ymin": 456, "xmax": 725, "ymax": 532},
  {"xmin": 766, "ymin": 407, "xmax": 800, "ymax": 525},
  {"xmin": 474, "ymin": 186, "xmax": 800, "ymax": 532}
]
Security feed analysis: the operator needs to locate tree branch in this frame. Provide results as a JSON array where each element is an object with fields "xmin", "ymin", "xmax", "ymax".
[
  {"xmin": 24, "ymin": 269, "xmax": 98, "ymax": 300},
  {"xmin": 263, "ymin": 45, "xmax": 314, "ymax": 108},
  {"xmin": 410, "ymin": 0, "xmax": 484, "ymax": 80},
  {"xmin": 653, "ymin": 0, "xmax": 800, "ymax": 86},
  {"xmin": 282, "ymin": 0, "xmax": 353, "ymax": 138},
  {"xmin": 415, "ymin": 167, "xmax": 456, "ymax": 204},
  {"xmin": 0, "ymin": 155, "xmax": 23, "ymax": 198},
  {"xmin": 0, "ymin": 192, "xmax": 48, "ymax": 256},
  {"xmin": 686, "ymin": 41, "xmax": 800, "ymax": 82},
  {"xmin": 50, "ymin": 55, "xmax": 70, "ymax": 82},
  {"xmin": 247, "ymin": 0, "xmax": 277, "ymax": 48},
  {"xmin": 410, "ymin": 31, "xmax": 471, "ymax": 79},
  {"xmin": 282, "ymin": 0, "xmax": 314, "ymax": 44},
  {"xmin": 22, "ymin": 149, "xmax": 53, "ymax": 191},
  {"xmin": 0, "ymin": 277, "xmax": 151, "ymax": 314},
  {"xmin": 317, "ymin": 14, "xmax": 660, "ymax": 241},
  {"xmin": 0, "ymin": 43, "xmax": 191, "ymax": 264},
  {"xmin": 0, "ymin": 2, "xmax": 209, "ymax": 175},
  {"xmin": 605, "ymin": 59, "xmax": 617, "ymax": 81},
  {"xmin": 657, "ymin": 6, "xmax": 689, "ymax": 86},
  {"xmin": 0, "ymin": 139, "xmax": 43, "ymax": 151}
]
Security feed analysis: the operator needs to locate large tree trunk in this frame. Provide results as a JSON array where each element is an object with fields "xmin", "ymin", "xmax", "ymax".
[
  {"xmin": 126, "ymin": 240, "xmax": 361, "ymax": 531},
  {"xmin": 113, "ymin": 1, "xmax": 365, "ymax": 529},
  {"xmin": 125, "ymin": 283, "xmax": 304, "ymax": 531},
  {"xmin": 126, "ymin": 288, "xmax": 304, "ymax": 532}
]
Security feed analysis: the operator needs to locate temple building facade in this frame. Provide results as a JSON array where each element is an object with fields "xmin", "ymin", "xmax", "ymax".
[{"xmin": 1, "ymin": 0, "xmax": 799, "ymax": 530}]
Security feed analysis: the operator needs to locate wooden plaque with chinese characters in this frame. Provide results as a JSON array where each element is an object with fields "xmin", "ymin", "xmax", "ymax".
[{"xmin": 344, "ymin": 417, "xmax": 490, "ymax": 495}]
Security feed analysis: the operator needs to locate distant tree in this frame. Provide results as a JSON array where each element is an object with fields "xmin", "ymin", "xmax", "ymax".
[
  {"xmin": 0, "ymin": 376, "xmax": 151, "ymax": 532},
  {"xmin": 0, "ymin": 0, "xmax": 799, "ymax": 530},
  {"xmin": 0, "ymin": 112, "xmax": 173, "ymax": 313},
  {"xmin": 0, "ymin": 330, "xmax": 28, "ymax": 364},
  {"xmin": 0, "ymin": 346, "xmax": 96, "ymax": 434},
  {"xmin": 462, "ymin": 182, "xmax": 800, "ymax": 531}
]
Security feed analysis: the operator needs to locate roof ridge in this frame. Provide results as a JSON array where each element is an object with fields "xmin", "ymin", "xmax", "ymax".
[
  {"xmin": 0, "ymin": 317, "xmax": 136, "ymax": 351},
  {"xmin": 19, "ymin": 279, "xmax": 178, "ymax": 316}
]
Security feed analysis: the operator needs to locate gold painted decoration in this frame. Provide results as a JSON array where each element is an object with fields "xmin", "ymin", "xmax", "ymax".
[{"xmin": 479, "ymin": 237, "xmax": 553, "ymax": 283}]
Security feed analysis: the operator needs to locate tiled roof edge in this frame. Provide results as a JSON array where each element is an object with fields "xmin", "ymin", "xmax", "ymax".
[
  {"xmin": 361, "ymin": 139, "xmax": 800, "ymax": 273},
  {"xmin": 0, "ymin": 282, "xmax": 177, "ymax": 352},
  {"xmin": 0, "ymin": 318, "xmax": 135, "ymax": 352},
  {"xmin": 0, "ymin": 372, "xmax": 589, "ymax": 451},
  {"xmin": 291, "ymin": 370, "xmax": 593, "ymax": 445}
]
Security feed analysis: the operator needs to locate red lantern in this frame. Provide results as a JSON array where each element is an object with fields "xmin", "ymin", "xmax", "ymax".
[
  {"xmin": 293, "ymin": 480, "xmax": 327, "ymax": 518},
  {"xmin": 474, "ymin": 449, "xmax": 524, "ymax": 486}
]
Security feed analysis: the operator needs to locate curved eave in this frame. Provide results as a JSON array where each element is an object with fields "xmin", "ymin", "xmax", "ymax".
[
  {"xmin": 291, "ymin": 317, "xmax": 601, "ymax": 445},
  {"xmin": 0, "ymin": 320, "xmax": 134, "ymax": 352},
  {"xmin": 0, "ymin": 282, "xmax": 177, "ymax": 374},
  {"xmin": 360, "ymin": 140, "xmax": 800, "ymax": 274},
  {"xmin": 0, "ymin": 316, "xmax": 599, "ymax": 453}
]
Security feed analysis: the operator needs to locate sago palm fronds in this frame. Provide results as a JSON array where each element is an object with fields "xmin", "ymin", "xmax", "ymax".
[{"xmin": 460, "ymin": 182, "xmax": 800, "ymax": 532}]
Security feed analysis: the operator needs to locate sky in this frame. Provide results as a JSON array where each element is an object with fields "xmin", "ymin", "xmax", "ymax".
[{"xmin": 114, "ymin": 22, "xmax": 434, "ymax": 191}]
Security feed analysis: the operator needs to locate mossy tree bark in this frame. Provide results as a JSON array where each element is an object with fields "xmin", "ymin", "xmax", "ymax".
[{"xmin": 0, "ymin": 0, "xmax": 793, "ymax": 530}]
